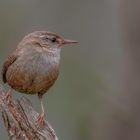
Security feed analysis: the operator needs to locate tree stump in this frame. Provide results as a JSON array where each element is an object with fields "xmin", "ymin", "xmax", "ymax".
[{"xmin": 0, "ymin": 84, "xmax": 58, "ymax": 140}]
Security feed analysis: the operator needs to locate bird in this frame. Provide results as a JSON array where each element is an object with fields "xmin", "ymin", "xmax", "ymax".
[{"xmin": 2, "ymin": 31, "xmax": 78, "ymax": 125}]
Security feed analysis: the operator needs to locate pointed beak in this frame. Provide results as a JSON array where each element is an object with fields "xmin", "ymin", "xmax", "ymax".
[{"xmin": 62, "ymin": 39, "xmax": 78, "ymax": 45}]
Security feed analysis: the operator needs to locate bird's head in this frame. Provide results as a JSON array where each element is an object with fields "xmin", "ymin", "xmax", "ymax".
[{"xmin": 19, "ymin": 31, "xmax": 78, "ymax": 50}]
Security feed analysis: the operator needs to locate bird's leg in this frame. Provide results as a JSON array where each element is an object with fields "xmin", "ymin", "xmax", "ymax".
[{"xmin": 37, "ymin": 93, "xmax": 46, "ymax": 126}]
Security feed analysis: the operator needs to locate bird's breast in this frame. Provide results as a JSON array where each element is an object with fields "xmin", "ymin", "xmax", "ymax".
[{"xmin": 6, "ymin": 47, "xmax": 60, "ymax": 94}]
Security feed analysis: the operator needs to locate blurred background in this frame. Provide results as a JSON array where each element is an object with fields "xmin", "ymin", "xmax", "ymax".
[{"xmin": 1, "ymin": 0, "xmax": 140, "ymax": 140}]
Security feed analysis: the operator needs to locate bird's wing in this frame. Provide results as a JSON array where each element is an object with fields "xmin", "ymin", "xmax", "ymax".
[{"xmin": 2, "ymin": 49, "xmax": 19, "ymax": 83}]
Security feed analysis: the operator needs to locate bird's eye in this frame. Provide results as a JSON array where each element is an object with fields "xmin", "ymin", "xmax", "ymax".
[{"xmin": 51, "ymin": 37, "xmax": 56, "ymax": 43}]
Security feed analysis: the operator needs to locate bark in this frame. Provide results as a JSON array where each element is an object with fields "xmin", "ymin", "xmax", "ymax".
[{"xmin": 0, "ymin": 84, "xmax": 58, "ymax": 140}]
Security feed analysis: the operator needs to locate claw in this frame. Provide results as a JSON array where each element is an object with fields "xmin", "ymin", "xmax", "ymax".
[
  {"xmin": 5, "ymin": 89, "xmax": 12, "ymax": 105},
  {"xmin": 37, "ymin": 112, "xmax": 46, "ymax": 126}
]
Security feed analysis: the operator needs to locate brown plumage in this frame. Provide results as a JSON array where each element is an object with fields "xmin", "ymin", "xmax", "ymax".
[{"xmin": 2, "ymin": 31, "xmax": 77, "ymax": 125}]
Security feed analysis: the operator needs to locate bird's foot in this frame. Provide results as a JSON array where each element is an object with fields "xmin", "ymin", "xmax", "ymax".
[
  {"xmin": 5, "ymin": 89, "xmax": 12, "ymax": 105},
  {"xmin": 37, "ymin": 112, "xmax": 46, "ymax": 126}
]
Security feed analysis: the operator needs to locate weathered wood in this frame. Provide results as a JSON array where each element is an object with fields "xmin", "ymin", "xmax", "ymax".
[{"xmin": 0, "ymin": 84, "xmax": 58, "ymax": 140}]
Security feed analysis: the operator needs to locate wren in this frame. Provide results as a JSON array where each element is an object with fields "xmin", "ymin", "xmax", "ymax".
[{"xmin": 2, "ymin": 31, "xmax": 78, "ymax": 124}]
